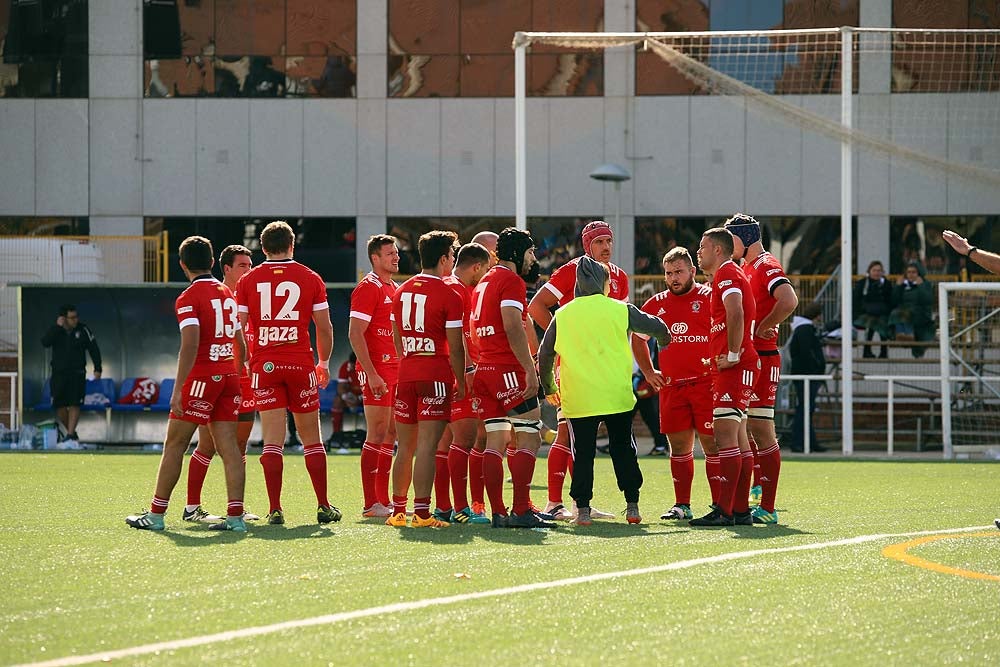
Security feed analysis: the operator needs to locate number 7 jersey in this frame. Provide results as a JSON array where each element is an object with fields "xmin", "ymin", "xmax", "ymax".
[
  {"xmin": 175, "ymin": 275, "xmax": 241, "ymax": 376},
  {"xmin": 235, "ymin": 259, "xmax": 329, "ymax": 367}
]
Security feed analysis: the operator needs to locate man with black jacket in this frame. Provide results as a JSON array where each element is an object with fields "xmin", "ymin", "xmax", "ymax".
[
  {"xmin": 41, "ymin": 304, "xmax": 101, "ymax": 447},
  {"xmin": 788, "ymin": 302, "xmax": 826, "ymax": 453}
]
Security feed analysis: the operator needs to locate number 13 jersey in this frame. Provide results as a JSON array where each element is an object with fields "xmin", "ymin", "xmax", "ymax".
[
  {"xmin": 235, "ymin": 259, "xmax": 329, "ymax": 367},
  {"xmin": 175, "ymin": 275, "xmax": 242, "ymax": 377}
]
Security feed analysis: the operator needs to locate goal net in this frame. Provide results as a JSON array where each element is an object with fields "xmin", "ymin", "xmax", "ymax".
[
  {"xmin": 940, "ymin": 282, "xmax": 1000, "ymax": 458},
  {"xmin": 514, "ymin": 27, "xmax": 1000, "ymax": 190}
]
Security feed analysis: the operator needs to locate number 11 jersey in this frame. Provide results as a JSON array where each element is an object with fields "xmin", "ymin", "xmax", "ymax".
[{"xmin": 235, "ymin": 258, "xmax": 329, "ymax": 367}]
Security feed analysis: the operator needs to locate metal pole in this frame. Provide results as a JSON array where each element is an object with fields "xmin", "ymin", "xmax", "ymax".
[
  {"xmin": 840, "ymin": 26, "xmax": 854, "ymax": 456},
  {"xmin": 804, "ymin": 377, "xmax": 811, "ymax": 454},
  {"xmin": 514, "ymin": 36, "xmax": 527, "ymax": 232},
  {"xmin": 939, "ymin": 282, "xmax": 952, "ymax": 458},
  {"xmin": 887, "ymin": 380, "xmax": 894, "ymax": 456},
  {"xmin": 614, "ymin": 181, "xmax": 622, "ymax": 267}
]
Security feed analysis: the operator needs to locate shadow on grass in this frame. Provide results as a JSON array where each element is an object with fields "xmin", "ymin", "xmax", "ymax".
[
  {"xmin": 725, "ymin": 524, "xmax": 813, "ymax": 539},
  {"xmin": 151, "ymin": 523, "xmax": 336, "ymax": 546}
]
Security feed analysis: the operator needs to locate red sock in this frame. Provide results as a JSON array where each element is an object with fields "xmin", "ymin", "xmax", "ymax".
[
  {"xmin": 227, "ymin": 499, "xmax": 243, "ymax": 517},
  {"xmin": 749, "ymin": 436, "xmax": 761, "ymax": 487},
  {"xmin": 392, "ymin": 493, "xmax": 408, "ymax": 517},
  {"xmin": 717, "ymin": 447, "xmax": 741, "ymax": 516},
  {"xmin": 303, "ymin": 443, "xmax": 329, "ymax": 507},
  {"xmin": 332, "ymin": 409, "xmax": 343, "ymax": 432},
  {"xmin": 547, "ymin": 442, "xmax": 572, "ymax": 504},
  {"xmin": 360, "ymin": 442, "xmax": 380, "ymax": 509},
  {"xmin": 482, "ymin": 449, "xmax": 506, "ymax": 516},
  {"xmin": 509, "ymin": 449, "xmax": 535, "ymax": 515},
  {"xmin": 150, "ymin": 494, "xmax": 169, "ymax": 515},
  {"xmin": 413, "ymin": 496, "xmax": 431, "ymax": 520},
  {"xmin": 186, "ymin": 450, "xmax": 213, "ymax": 506},
  {"xmin": 705, "ymin": 455, "xmax": 721, "ymax": 505},
  {"xmin": 733, "ymin": 450, "xmax": 755, "ymax": 514},
  {"xmin": 670, "ymin": 452, "xmax": 695, "ymax": 506},
  {"xmin": 434, "ymin": 452, "xmax": 451, "ymax": 511},
  {"xmin": 448, "ymin": 445, "xmax": 470, "ymax": 512},
  {"xmin": 756, "ymin": 443, "xmax": 781, "ymax": 512},
  {"xmin": 468, "ymin": 449, "xmax": 485, "ymax": 507},
  {"xmin": 259, "ymin": 444, "xmax": 284, "ymax": 513},
  {"xmin": 376, "ymin": 443, "xmax": 394, "ymax": 507}
]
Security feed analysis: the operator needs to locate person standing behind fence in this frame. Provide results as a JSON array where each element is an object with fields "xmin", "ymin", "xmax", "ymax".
[
  {"xmin": 41, "ymin": 304, "xmax": 102, "ymax": 449},
  {"xmin": 538, "ymin": 257, "xmax": 669, "ymax": 526},
  {"xmin": 889, "ymin": 262, "xmax": 934, "ymax": 358},
  {"xmin": 853, "ymin": 260, "xmax": 893, "ymax": 359},
  {"xmin": 788, "ymin": 302, "xmax": 827, "ymax": 454}
]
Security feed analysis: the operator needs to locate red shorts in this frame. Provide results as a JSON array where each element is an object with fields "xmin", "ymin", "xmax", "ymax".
[
  {"xmin": 394, "ymin": 379, "xmax": 452, "ymax": 424},
  {"xmin": 358, "ymin": 365, "xmax": 398, "ymax": 408},
  {"xmin": 659, "ymin": 376, "xmax": 714, "ymax": 436},
  {"xmin": 450, "ymin": 393, "xmax": 478, "ymax": 422},
  {"xmin": 170, "ymin": 373, "xmax": 241, "ymax": 425},
  {"xmin": 250, "ymin": 360, "xmax": 319, "ymax": 413},
  {"xmin": 712, "ymin": 362, "xmax": 758, "ymax": 414},
  {"xmin": 239, "ymin": 372, "xmax": 255, "ymax": 414},
  {"xmin": 749, "ymin": 352, "xmax": 780, "ymax": 411},
  {"xmin": 472, "ymin": 363, "xmax": 531, "ymax": 420}
]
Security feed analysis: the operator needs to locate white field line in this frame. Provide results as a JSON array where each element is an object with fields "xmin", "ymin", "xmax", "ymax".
[{"xmin": 13, "ymin": 525, "xmax": 996, "ymax": 667}]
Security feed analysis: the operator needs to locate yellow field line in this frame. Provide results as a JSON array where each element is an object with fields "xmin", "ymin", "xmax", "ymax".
[{"xmin": 882, "ymin": 532, "xmax": 1000, "ymax": 582}]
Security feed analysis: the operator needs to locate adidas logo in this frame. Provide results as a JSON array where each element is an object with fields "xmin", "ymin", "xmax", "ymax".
[
  {"xmin": 384, "ymin": 296, "xmax": 392, "ymax": 304},
  {"xmin": 760, "ymin": 476, "xmax": 770, "ymax": 482},
  {"xmin": 554, "ymin": 472, "xmax": 565, "ymax": 478},
  {"xmin": 720, "ymin": 393, "xmax": 732, "ymax": 402}
]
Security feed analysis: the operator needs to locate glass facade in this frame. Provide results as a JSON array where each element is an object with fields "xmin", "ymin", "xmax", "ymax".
[
  {"xmin": 0, "ymin": 217, "xmax": 88, "ymax": 235},
  {"xmin": 0, "ymin": 0, "xmax": 88, "ymax": 98},
  {"xmin": 890, "ymin": 216, "xmax": 1000, "ymax": 275},
  {"xmin": 143, "ymin": 0, "xmax": 356, "ymax": 98},
  {"xmin": 146, "ymin": 217, "xmax": 356, "ymax": 282},
  {"xmin": 388, "ymin": 0, "xmax": 604, "ymax": 97}
]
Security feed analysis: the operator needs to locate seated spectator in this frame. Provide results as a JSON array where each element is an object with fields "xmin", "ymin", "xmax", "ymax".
[
  {"xmin": 853, "ymin": 260, "xmax": 893, "ymax": 358},
  {"xmin": 889, "ymin": 262, "xmax": 934, "ymax": 358},
  {"xmin": 326, "ymin": 353, "xmax": 363, "ymax": 450}
]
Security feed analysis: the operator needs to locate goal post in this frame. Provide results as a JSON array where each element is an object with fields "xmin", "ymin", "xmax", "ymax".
[
  {"xmin": 514, "ymin": 27, "xmax": 1000, "ymax": 456},
  {"xmin": 939, "ymin": 282, "xmax": 1000, "ymax": 459}
]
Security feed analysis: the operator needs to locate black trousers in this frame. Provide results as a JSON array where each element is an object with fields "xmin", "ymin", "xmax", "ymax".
[
  {"xmin": 791, "ymin": 380, "xmax": 822, "ymax": 451},
  {"xmin": 567, "ymin": 410, "xmax": 643, "ymax": 506}
]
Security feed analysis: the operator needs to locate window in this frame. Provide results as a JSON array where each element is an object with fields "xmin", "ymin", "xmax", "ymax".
[
  {"xmin": 143, "ymin": 0, "xmax": 357, "ymax": 98},
  {"xmin": 388, "ymin": 0, "xmax": 604, "ymax": 98},
  {"xmin": 146, "ymin": 217, "xmax": 356, "ymax": 281},
  {"xmin": 890, "ymin": 216, "xmax": 1000, "ymax": 275},
  {"xmin": 1, "ymin": 0, "xmax": 89, "ymax": 98}
]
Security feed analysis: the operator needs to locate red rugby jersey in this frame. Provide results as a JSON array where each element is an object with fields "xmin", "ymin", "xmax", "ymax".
[
  {"xmin": 392, "ymin": 273, "xmax": 464, "ymax": 383},
  {"xmin": 470, "ymin": 265, "xmax": 526, "ymax": 367},
  {"xmin": 742, "ymin": 251, "xmax": 791, "ymax": 353},
  {"xmin": 640, "ymin": 282, "xmax": 713, "ymax": 384},
  {"xmin": 175, "ymin": 276, "xmax": 240, "ymax": 377},
  {"xmin": 542, "ymin": 257, "xmax": 630, "ymax": 306},
  {"xmin": 350, "ymin": 272, "xmax": 400, "ymax": 370},
  {"xmin": 709, "ymin": 260, "xmax": 757, "ymax": 362}
]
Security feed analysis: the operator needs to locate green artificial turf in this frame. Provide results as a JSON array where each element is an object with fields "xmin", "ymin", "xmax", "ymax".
[{"xmin": 1, "ymin": 453, "xmax": 997, "ymax": 666}]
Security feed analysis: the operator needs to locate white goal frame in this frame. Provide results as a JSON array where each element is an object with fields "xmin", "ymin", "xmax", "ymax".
[
  {"xmin": 513, "ymin": 27, "xmax": 858, "ymax": 452},
  {"xmin": 938, "ymin": 282, "xmax": 1000, "ymax": 459}
]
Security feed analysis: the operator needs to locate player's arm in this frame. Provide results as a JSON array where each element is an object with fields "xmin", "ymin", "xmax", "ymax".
[
  {"xmin": 392, "ymin": 320, "xmax": 403, "ymax": 359},
  {"xmin": 348, "ymin": 316, "xmax": 386, "ymax": 393},
  {"xmin": 233, "ymin": 327, "xmax": 247, "ymax": 370},
  {"xmin": 943, "ymin": 229, "xmax": 1000, "ymax": 275},
  {"xmin": 527, "ymin": 287, "xmax": 558, "ymax": 331},
  {"xmin": 446, "ymin": 326, "xmax": 466, "ymax": 400},
  {"xmin": 312, "ymin": 305, "xmax": 333, "ymax": 389},
  {"xmin": 172, "ymin": 325, "xmax": 199, "ymax": 416},
  {"xmin": 756, "ymin": 282, "xmax": 798, "ymax": 340},
  {"xmin": 717, "ymin": 291, "xmax": 744, "ymax": 370},
  {"xmin": 501, "ymin": 305, "xmax": 538, "ymax": 399},
  {"xmin": 537, "ymin": 319, "xmax": 559, "ymax": 404}
]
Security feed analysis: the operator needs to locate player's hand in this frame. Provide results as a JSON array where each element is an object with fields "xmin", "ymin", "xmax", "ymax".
[
  {"xmin": 758, "ymin": 327, "xmax": 777, "ymax": 341},
  {"xmin": 715, "ymin": 354, "xmax": 738, "ymax": 370},
  {"xmin": 315, "ymin": 364, "xmax": 330, "ymax": 389},
  {"xmin": 93, "ymin": 371, "xmax": 102, "ymax": 380},
  {"xmin": 545, "ymin": 392, "xmax": 561, "ymax": 407},
  {"xmin": 942, "ymin": 230, "xmax": 971, "ymax": 256},
  {"xmin": 454, "ymin": 375, "xmax": 466, "ymax": 401},
  {"xmin": 170, "ymin": 390, "xmax": 183, "ymax": 417},
  {"xmin": 523, "ymin": 370, "xmax": 539, "ymax": 400},
  {"xmin": 642, "ymin": 368, "xmax": 666, "ymax": 391},
  {"xmin": 369, "ymin": 373, "xmax": 388, "ymax": 400}
]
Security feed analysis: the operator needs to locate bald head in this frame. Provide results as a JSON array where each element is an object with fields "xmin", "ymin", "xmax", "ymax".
[{"xmin": 471, "ymin": 231, "xmax": 499, "ymax": 267}]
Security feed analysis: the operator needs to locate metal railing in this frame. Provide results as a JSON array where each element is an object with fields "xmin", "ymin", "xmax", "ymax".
[{"xmin": 779, "ymin": 373, "xmax": 833, "ymax": 454}]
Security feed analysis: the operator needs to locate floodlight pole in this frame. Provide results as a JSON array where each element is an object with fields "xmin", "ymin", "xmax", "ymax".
[
  {"xmin": 840, "ymin": 26, "xmax": 854, "ymax": 456},
  {"xmin": 515, "ymin": 33, "xmax": 527, "ymax": 231}
]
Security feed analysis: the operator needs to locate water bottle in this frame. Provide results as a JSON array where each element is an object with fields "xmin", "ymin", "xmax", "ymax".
[{"xmin": 18, "ymin": 424, "xmax": 37, "ymax": 450}]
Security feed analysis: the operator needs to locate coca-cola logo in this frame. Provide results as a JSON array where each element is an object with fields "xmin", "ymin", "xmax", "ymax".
[
  {"xmin": 421, "ymin": 396, "xmax": 446, "ymax": 405},
  {"xmin": 299, "ymin": 388, "xmax": 317, "ymax": 398}
]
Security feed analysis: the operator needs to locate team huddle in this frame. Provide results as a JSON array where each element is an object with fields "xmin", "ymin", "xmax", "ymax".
[{"xmin": 128, "ymin": 214, "xmax": 798, "ymax": 532}]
